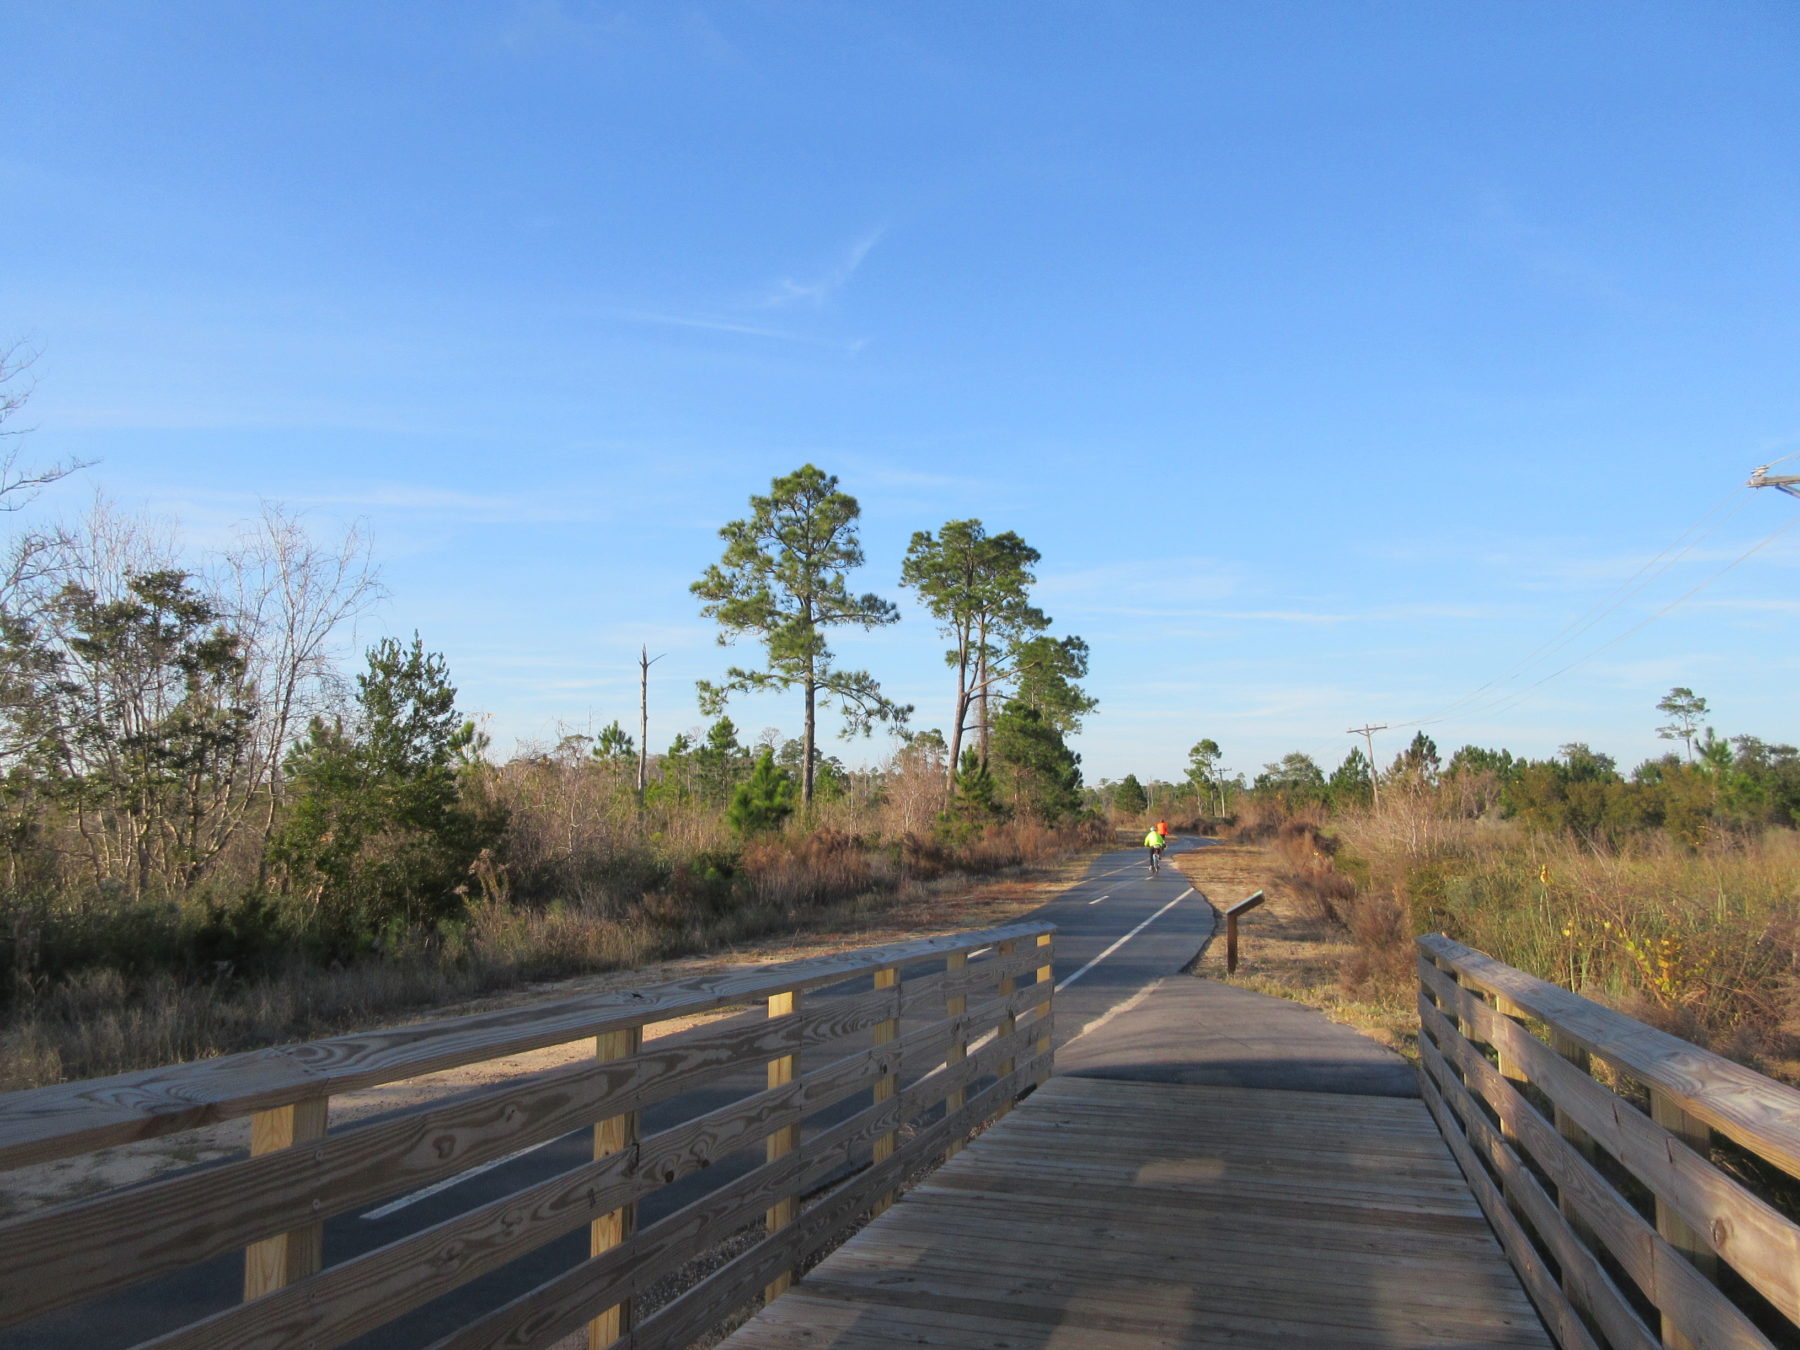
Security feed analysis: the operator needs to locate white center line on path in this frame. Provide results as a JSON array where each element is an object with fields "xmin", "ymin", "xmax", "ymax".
[
  {"xmin": 361, "ymin": 1139, "xmax": 555, "ymax": 1220},
  {"xmin": 1055, "ymin": 887, "xmax": 1194, "ymax": 993},
  {"xmin": 1086, "ymin": 894, "xmax": 1110, "ymax": 906}
]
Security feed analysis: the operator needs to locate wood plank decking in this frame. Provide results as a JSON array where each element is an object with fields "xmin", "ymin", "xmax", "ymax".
[{"xmin": 719, "ymin": 1076, "xmax": 1555, "ymax": 1349}]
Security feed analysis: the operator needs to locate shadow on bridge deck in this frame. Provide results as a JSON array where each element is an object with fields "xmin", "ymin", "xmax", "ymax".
[{"xmin": 717, "ymin": 1074, "xmax": 1553, "ymax": 1349}]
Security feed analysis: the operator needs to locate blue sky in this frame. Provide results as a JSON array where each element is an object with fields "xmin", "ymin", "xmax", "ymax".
[{"xmin": 5, "ymin": 1, "xmax": 1798, "ymax": 785}]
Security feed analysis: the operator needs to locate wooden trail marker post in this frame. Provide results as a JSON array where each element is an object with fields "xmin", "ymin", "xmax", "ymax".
[{"xmin": 1224, "ymin": 891, "xmax": 1265, "ymax": 975}]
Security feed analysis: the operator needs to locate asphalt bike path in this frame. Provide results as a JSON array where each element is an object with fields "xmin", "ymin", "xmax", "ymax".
[{"xmin": 23, "ymin": 837, "xmax": 1225, "ymax": 1348}]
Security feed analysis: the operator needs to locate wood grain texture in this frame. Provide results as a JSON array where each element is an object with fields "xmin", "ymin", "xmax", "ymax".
[
  {"xmin": 1419, "ymin": 935, "xmax": 1800, "ymax": 1176},
  {"xmin": 241, "ymin": 1096, "xmax": 327, "ymax": 1301},
  {"xmin": 133, "ymin": 1005, "xmax": 917, "ymax": 1350},
  {"xmin": 0, "ymin": 920, "xmax": 1054, "ymax": 1170},
  {"xmin": 425, "ymin": 1049, "xmax": 1052, "ymax": 1350},
  {"xmin": 868, "ymin": 967, "xmax": 899, "ymax": 1218},
  {"xmin": 1417, "ymin": 1067, "xmax": 1603, "ymax": 1350},
  {"xmin": 1419, "ymin": 955, "xmax": 1800, "ymax": 1330},
  {"xmin": 761, "ymin": 987, "xmax": 800, "ymax": 1303},
  {"xmin": 628, "ymin": 1054, "xmax": 1050, "ymax": 1350},
  {"xmin": 941, "ymin": 949, "xmax": 969, "ymax": 1163},
  {"xmin": 0, "ymin": 985, "xmax": 900, "ymax": 1329},
  {"xmin": 715, "ymin": 1076, "xmax": 1552, "ymax": 1350},
  {"xmin": 1420, "ymin": 1000, "xmax": 1773, "ymax": 1350},
  {"xmin": 588, "ymin": 1025, "xmax": 642, "ymax": 1349},
  {"xmin": 1420, "ymin": 1016, "xmax": 1680, "ymax": 1350}
]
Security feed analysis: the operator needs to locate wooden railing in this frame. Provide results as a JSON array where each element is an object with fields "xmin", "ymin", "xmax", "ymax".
[
  {"xmin": 1417, "ymin": 935, "xmax": 1800, "ymax": 1350},
  {"xmin": 0, "ymin": 920, "xmax": 1055, "ymax": 1349}
]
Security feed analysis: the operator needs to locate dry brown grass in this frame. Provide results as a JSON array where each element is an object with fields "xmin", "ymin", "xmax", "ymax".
[
  {"xmin": 1329, "ymin": 810, "xmax": 1800, "ymax": 1084},
  {"xmin": 0, "ymin": 831, "xmax": 1103, "ymax": 1094},
  {"xmin": 0, "ymin": 851, "xmax": 1094, "ymax": 1220},
  {"xmin": 1171, "ymin": 843, "xmax": 1418, "ymax": 1060},
  {"xmin": 1184, "ymin": 799, "xmax": 1800, "ymax": 1086}
]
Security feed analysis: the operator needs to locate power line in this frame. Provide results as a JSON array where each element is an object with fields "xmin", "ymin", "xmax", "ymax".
[
  {"xmin": 1390, "ymin": 487, "xmax": 1750, "ymax": 733},
  {"xmin": 1433, "ymin": 509, "xmax": 1800, "ymax": 730},
  {"xmin": 1346, "ymin": 724, "xmax": 1386, "ymax": 807}
]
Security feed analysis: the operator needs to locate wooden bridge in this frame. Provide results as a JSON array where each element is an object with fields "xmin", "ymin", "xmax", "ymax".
[{"xmin": 1, "ymin": 920, "xmax": 1797, "ymax": 1350}]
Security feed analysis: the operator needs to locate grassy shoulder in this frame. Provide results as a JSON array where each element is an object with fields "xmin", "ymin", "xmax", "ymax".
[
  {"xmin": 1, "ymin": 829, "xmax": 1107, "ymax": 1096},
  {"xmin": 0, "ymin": 843, "xmax": 1102, "ymax": 1219},
  {"xmin": 1171, "ymin": 842, "xmax": 1418, "ymax": 1061}
]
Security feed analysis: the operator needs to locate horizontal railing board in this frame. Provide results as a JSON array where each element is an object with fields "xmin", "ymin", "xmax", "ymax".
[
  {"xmin": 1419, "ymin": 1005, "xmax": 1730, "ymax": 1350},
  {"xmin": 0, "ymin": 983, "xmax": 904, "ymax": 1328},
  {"xmin": 422, "ymin": 1028, "xmax": 1047, "ymax": 1350},
  {"xmin": 798, "ymin": 1014, "xmax": 1049, "ymax": 1197},
  {"xmin": 439, "ymin": 1048, "xmax": 1051, "ymax": 1350},
  {"xmin": 1418, "ymin": 1059, "xmax": 1604, "ymax": 1350},
  {"xmin": 0, "ymin": 967, "xmax": 1048, "ymax": 1334},
  {"xmin": 129, "ymin": 989, "xmax": 1042, "ymax": 1350},
  {"xmin": 1419, "ymin": 955, "xmax": 1800, "ymax": 1330},
  {"xmin": 1419, "ymin": 935, "xmax": 1800, "ymax": 1179},
  {"xmin": 423, "ymin": 1095, "xmax": 824, "ymax": 1350},
  {"xmin": 897, "ymin": 946, "xmax": 1041, "ymax": 1020},
  {"xmin": 0, "ymin": 920, "xmax": 1052, "ymax": 1170},
  {"xmin": 130, "ymin": 979, "xmax": 1044, "ymax": 1350},
  {"xmin": 623, "ymin": 1053, "xmax": 1051, "ymax": 1350}
]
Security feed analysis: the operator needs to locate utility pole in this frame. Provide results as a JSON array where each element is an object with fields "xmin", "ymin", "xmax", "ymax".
[
  {"xmin": 638, "ymin": 646, "xmax": 665, "ymax": 802},
  {"xmin": 1346, "ymin": 724, "xmax": 1387, "ymax": 809},
  {"xmin": 1748, "ymin": 464, "xmax": 1800, "ymax": 499}
]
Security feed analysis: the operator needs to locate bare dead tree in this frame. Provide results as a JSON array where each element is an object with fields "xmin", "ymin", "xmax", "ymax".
[
  {"xmin": 0, "ymin": 341, "xmax": 92, "ymax": 512},
  {"xmin": 223, "ymin": 505, "xmax": 385, "ymax": 849}
]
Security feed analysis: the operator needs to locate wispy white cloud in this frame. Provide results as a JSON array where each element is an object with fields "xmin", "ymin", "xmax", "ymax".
[
  {"xmin": 613, "ymin": 308, "xmax": 871, "ymax": 356},
  {"xmin": 760, "ymin": 228, "xmax": 885, "ymax": 309},
  {"xmin": 616, "ymin": 310, "xmax": 813, "ymax": 343},
  {"xmin": 1036, "ymin": 556, "xmax": 1244, "ymax": 607},
  {"xmin": 120, "ymin": 480, "xmax": 616, "ymax": 531},
  {"xmin": 499, "ymin": 0, "xmax": 631, "ymax": 52}
]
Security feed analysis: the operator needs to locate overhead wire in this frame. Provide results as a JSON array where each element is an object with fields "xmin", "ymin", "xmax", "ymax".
[
  {"xmin": 1386, "ymin": 484, "xmax": 1753, "ymax": 733},
  {"xmin": 1456, "ymin": 509, "xmax": 1800, "ymax": 727}
]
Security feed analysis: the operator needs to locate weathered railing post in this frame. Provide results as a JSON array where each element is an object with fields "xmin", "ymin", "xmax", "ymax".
[
  {"xmin": 1650, "ymin": 1087, "xmax": 1718, "ymax": 1350},
  {"xmin": 763, "ymin": 986, "xmax": 801, "ymax": 1303},
  {"xmin": 1548, "ymin": 1028, "xmax": 1600, "ymax": 1285},
  {"xmin": 588, "ymin": 1025, "xmax": 642, "ymax": 1348},
  {"xmin": 1034, "ymin": 932, "xmax": 1054, "ymax": 1084},
  {"xmin": 243, "ymin": 1096, "xmax": 328, "ymax": 1300},
  {"xmin": 994, "ymin": 939, "xmax": 1018, "ymax": 1118},
  {"xmin": 944, "ymin": 950, "xmax": 970, "ymax": 1159},
  {"xmin": 870, "ymin": 965, "xmax": 900, "ymax": 1216},
  {"xmin": 1415, "ymin": 933, "xmax": 1800, "ymax": 1350},
  {"xmin": 2, "ymin": 919, "xmax": 1062, "ymax": 1349}
]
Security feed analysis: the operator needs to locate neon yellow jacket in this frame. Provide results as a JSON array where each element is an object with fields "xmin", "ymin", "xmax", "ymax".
[{"xmin": 1144, "ymin": 830, "xmax": 1165, "ymax": 848}]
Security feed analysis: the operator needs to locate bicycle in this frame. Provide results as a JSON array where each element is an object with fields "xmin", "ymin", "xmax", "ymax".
[{"xmin": 1147, "ymin": 845, "xmax": 1163, "ymax": 874}]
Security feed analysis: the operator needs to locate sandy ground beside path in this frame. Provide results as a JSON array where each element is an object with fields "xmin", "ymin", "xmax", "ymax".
[
  {"xmin": 1171, "ymin": 841, "xmax": 1417, "ymax": 1057},
  {"xmin": 2, "ymin": 851, "xmax": 1099, "ymax": 1219}
]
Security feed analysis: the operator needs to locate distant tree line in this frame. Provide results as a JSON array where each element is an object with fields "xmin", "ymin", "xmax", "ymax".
[{"xmin": 1106, "ymin": 686, "xmax": 1798, "ymax": 849}]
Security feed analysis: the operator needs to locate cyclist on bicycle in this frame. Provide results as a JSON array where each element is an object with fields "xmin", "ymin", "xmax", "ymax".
[{"xmin": 1143, "ymin": 825, "xmax": 1166, "ymax": 872}]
